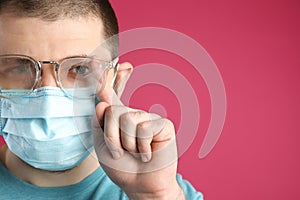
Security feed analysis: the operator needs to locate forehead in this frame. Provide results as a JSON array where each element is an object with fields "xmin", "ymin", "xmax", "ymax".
[{"xmin": 0, "ymin": 15, "xmax": 105, "ymax": 60}]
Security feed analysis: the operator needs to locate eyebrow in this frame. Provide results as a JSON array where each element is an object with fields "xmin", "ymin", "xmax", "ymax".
[
  {"xmin": 46, "ymin": 54, "xmax": 91, "ymax": 61},
  {"xmin": 60, "ymin": 53, "xmax": 89, "ymax": 59}
]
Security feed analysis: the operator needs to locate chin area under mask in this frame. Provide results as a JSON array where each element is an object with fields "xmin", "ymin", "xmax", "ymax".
[{"xmin": 0, "ymin": 87, "xmax": 97, "ymax": 171}]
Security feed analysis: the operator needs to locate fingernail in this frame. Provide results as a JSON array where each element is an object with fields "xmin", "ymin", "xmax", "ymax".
[
  {"xmin": 141, "ymin": 155, "xmax": 150, "ymax": 163},
  {"xmin": 111, "ymin": 151, "xmax": 121, "ymax": 159}
]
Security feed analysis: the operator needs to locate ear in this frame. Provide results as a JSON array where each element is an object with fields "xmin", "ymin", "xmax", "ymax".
[{"xmin": 113, "ymin": 62, "xmax": 133, "ymax": 97}]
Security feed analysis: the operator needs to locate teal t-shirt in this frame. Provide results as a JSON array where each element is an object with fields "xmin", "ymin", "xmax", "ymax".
[{"xmin": 0, "ymin": 162, "xmax": 203, "ymax": 200}]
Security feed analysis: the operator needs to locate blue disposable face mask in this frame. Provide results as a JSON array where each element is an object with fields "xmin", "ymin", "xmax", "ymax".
[{"xmin": 0, "ymin": 87, "xmax": 96, "ymax": 171}]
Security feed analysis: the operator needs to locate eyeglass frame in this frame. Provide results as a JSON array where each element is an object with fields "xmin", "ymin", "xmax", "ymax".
[{"xmin": 0, "ymin": 54, "xmax": 119, "ymax": 98}]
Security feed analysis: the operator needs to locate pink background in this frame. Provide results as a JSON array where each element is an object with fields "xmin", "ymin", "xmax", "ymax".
[{"xmin": 1, "ymin": 0, "xmax": 300, "ymax": 199}]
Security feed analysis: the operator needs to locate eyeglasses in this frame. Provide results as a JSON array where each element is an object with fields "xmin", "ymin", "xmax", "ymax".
[{"xmin": 0, "ymin": 54, "xmax": 119, "ymax": 98}]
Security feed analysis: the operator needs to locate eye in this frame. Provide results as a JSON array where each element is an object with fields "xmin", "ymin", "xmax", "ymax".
[
  {"xmin": 69, "ymin": 65, "xmax": 91, "ymax": 75},
  {"xmin": 11, "ymin": 65, "xmax": 29, "ymax": 74},
  {"xmin": 4, "ymin": 58, "xmax": 33, "ymax": 75}
]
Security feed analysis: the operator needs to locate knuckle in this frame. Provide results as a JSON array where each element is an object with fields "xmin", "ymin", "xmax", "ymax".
[
  {"xmin": 137, "ymin": 123, "xmax": 153, "ymax": 139},
  {"xmin": 119, "ymin": 112, "xmax": 133, "ymax": 125},
  {"xmin": 137, "ymin": 122, "xmax": 148, "ymax": 131},
  {"xmin": 165, "ymin": 118, "xmax": 175, "ymax": 128},
  {"xmin": 105, "ymin": 106, "xmax": 114, "ymax": 118},
  {"xmin": 131, "ymin": 110, "xmax": 148, "ymax": 120},
  {"xmin": 130, "ymin": 111, "xmax": 146, "ymax": 120},
  {"xmin": 105, "ymin": 105, "xmax": 123, "ymax": 119},
  {"xmin": 162, "ymin": 118, "xmax": 176, "ymax": 134},
  {"xmin": 119, "ymin": 113, "xmax": 135, "ymax": 135},
  {"xmin": 149, "ymin": 112, "xmax": 161, "ymax": 120}
]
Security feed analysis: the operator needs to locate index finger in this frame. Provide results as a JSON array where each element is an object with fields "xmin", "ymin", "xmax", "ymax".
[
  {"xmin": 95, "ymin": 86, "xmax": 123, "ymax": 130},
  {"xmin": 97, "ymin": 71, "xmax": 124, "ymax": 106}
]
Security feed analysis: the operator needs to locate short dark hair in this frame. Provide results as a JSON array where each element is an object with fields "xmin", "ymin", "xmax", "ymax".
[{"xmin": 0, "ymin": 0, "xmax": 119, "ymax": 58}]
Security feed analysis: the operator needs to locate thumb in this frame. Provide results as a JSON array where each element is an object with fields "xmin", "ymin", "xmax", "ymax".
[{"xmin": 95, "ymin": 62, "xmax": 133, "ymax": 126}]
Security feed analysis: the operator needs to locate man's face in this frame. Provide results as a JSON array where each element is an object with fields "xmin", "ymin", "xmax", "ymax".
[{"xmin": 0, "ymin": 14, "xmax": 106, "ymax": 87}]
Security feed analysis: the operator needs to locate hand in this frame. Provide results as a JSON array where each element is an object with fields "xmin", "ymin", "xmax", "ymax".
[{"xmin": 92, "ymin": 63, "xmax": 185, "ymax": 199}]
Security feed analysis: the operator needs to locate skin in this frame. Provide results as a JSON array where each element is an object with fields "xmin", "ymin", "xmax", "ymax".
[{"xmin": 0, "ymin": 14, "xmax": 185, "ymax": 199}]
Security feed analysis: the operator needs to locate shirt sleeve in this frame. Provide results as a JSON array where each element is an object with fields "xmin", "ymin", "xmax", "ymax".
[{"xmin": 176, "ymin": 174, "xmax": 204, "ymax": 200}]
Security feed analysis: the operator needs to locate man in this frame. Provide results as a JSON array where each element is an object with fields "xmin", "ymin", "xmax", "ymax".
[{"xmin": 0, "ymin": 0, "xmax": 203, "ymax": 199}]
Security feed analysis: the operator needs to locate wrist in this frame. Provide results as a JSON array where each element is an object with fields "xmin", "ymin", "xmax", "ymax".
[{"xmin": 127, "ymin": 184, "xmax": 185, "ymax": 200}]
